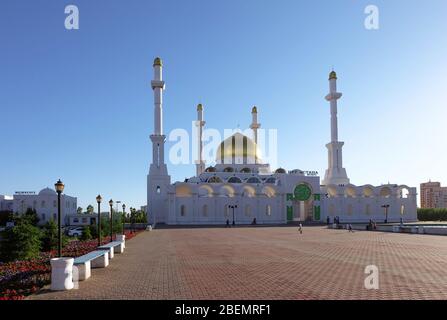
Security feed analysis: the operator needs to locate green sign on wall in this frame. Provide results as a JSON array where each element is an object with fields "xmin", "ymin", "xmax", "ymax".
[{"xmin": 294, "ymin": 184, "xmax": 312, "ymax": 201}]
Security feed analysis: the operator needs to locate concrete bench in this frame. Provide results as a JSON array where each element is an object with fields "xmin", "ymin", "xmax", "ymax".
[
  {"xmin": 98, "ymin": 241, "xmax": 124, "ymax": 259},
  {"xmin": 73, "ymin": 250, "xmax": 109, "ymax": 281}
]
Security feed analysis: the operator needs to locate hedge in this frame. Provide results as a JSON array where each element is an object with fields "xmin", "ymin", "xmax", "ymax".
[{"xmin": 417, "ymin": 208, "xmax": 447, "ymax": 221}]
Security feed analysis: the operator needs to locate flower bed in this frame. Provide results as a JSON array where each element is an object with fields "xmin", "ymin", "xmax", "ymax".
[{"xmin": 0, "ymin": 230, "xmax": 141, "ymax": 300}]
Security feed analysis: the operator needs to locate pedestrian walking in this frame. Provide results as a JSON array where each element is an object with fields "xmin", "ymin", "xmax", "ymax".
[
  {"xmin": 348, "ymin": 224, "xmax": 353, "ymax": 232},
  {"xmin": 298, "ymin": 223, "xmax": 303, "ymax": 234}
]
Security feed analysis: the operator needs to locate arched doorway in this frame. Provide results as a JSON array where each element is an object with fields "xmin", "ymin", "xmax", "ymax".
[{"xmin": 291, "ymin": 183, "xmax": 313, "ymax": 222}]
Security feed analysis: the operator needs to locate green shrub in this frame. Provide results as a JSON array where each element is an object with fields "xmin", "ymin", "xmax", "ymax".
[
  {"xmin": 41, "ymin": 220, "xmax": 68, "ymax": 251},
  {"xmin": 88, "ymin": 224, "xmax": 98, "ymax": 239},
  {"xmin": 80, "ymin": 226, "xmax": 92, "ymax": 241},
  {"xmin": 1, "ymin": 220, "xmax": 42, "ymax": 261},
  {"xmin": 417, "ymin": 208, "xmax": 447, "ymax": 221}
]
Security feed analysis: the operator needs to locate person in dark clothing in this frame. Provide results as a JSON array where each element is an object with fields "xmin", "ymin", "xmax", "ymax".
[
  {"xmin": 327, "ymin": 216, "xmax": 330, "ymax": 225},
  {"xmin": 226, "ymin": 219, "xmax": 230, "ymax": 228}
]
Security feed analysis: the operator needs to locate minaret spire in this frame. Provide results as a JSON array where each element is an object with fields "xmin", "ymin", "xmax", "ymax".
[
  {"xmin": 196, "ymin": 104, "xmax": 206, "ymax": 175},
  {"xmin": 322, "ymin": 71, "xmax": 350, "ymax": 186},
  {"xmin": 147, "ymin": 57, "xmax": 170, "ymax": 226},
  {"xmin": 250, "ymin": 106, "xmax": 260, "ymax": 164}
]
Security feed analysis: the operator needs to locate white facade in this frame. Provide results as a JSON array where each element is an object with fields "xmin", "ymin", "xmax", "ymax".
[
  {"xmin": 146, "ymin": 60, "xmax": 418, "ymax": 225},
  {"xmin": 1, "ymin": 188, "xmax": 77, "ymax": 226},
  {"xmin": 0, "ymin": 195, "xmax": 14, "ymax": 212}
]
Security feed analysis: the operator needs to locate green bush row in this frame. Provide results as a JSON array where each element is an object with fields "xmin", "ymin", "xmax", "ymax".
[{"xmin": 417, "ymin": 208, "xmax": 447, "ymax": 221}]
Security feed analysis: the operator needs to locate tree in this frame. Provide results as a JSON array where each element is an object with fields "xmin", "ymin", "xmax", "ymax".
[
  {"xmin": 19, "ymin": 208, "xmax": 39, "ymax": 226},
  {"xmin": 88, "ymin": 224, "xmax": 98, "ymax": 239},
  {"xmin": 0, "ymin": 210, "xmax": 13, "ymax": 226},
  {"xmin": 80, "ymin": 226, "xmax": 92, "ymax": 241},
  {"xmin": 77, "ymin": 207, "xmax": 83, "ymax": 214},
  {"xmin": 40, "ymin": 219, "xmax": 68, "ymax": 251},
  {"xmin": 86, "ymin": 205, "xmax": 94, "ymax": 214},
  {"xmin": 1, "ymin": 219, "xmax": 42, "ymax": 261}
]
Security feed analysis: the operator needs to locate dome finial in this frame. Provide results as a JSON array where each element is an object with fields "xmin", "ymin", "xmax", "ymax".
[
  {"xmin": 251, "ymin": 106, "xmax": 257, "ymax": 113},
  {"xmin": 329, "ymin": 70, "xmax": 337, "ymax": 80},
  {"xmin": 197, "ymin": 103, "xmax": 203, "ymax": 111},
  {"xmin": 153, "ymin": 57, "xmax": 162, "ymax": 67}
]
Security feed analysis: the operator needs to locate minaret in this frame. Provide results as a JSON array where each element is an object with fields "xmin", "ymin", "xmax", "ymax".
[
  {"xmin": 322, "ymin": 71, "xmax": 350, "ymax": 186},
  {"xmin": 147, "ymin": 57, "xmax": 171, "ymax": 226},
  {"xmin": 250, "ymin": 106, "xmax": 261, "ymax": 164},
  {"xmin": 195, "ymin": 103, "xmax": 206, "ymax": 176}
]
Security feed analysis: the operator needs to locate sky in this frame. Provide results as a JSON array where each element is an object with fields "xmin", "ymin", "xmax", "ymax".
[{"xmin": 0, "ymin": 0, "xmax": 446, "ymax": 210}]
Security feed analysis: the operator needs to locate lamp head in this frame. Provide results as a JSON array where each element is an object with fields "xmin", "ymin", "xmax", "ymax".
[{"xmin": 54, "ymin": 179, "xmax": 65, "ymax": 193}]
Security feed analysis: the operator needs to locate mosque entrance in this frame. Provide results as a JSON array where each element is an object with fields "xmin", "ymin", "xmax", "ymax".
[
  {"xmin": 292, "ymin": 199, "xmax": 313, "ymax": 221},
  {"xmin": 287, "ymin": 183, "xmax": 314, "ymax": 222}
]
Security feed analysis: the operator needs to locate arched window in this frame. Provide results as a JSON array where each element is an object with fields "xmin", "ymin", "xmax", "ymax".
[
  {"xmin": 202, "ymin": 205, "xmax": 208, "ymax": 217},
  {"xmin": 227, "ymin": 177, "xmax": 242, "ymax": 183},
  {"xmin": 329, "ymin": 204, "xmax": 335, "ymax": 216},
  {"xmin": 365, "ymin": 204, "xmax": 371, "ymax": 215},
  {"xmin": 347, "ymin": 204, "xmax": 353, "ymax": 216},
  {"xmin": 156, "ymin": 186, "xmax": 161, "ymax": 194},
  {"xmin": 266, "ymin": 205, "xmax": 272, "ymax": 216},
  {"xmin": 53, "ymin": 200, "xmax": 57, "ymax": 207},
  {"xmin": 223, "ymin": 167, "xmax": 234, "ymax": 172},
  {"xmin": 208, "ymin": 176, "xmax": 223, "ymax": 183},
  {"xmin": 180, "ymin": 205, "xmax": 186, "ymax": 217},
  {"xmin": 41, "ymin": 201, "xmax": 46, "ymax": 208},
  {"xmin": 400, "ymin": 204, "xmax": 405, "ymax": 215},
  {"xmin": 265, "ymin": 177, "xmax": 276, "ymax": 184},
  {"xmin": 240, "ymin": 167, "xmax": 251, "ymax": 173},
  {"xmin": 246, "ymin": 177, "xmax": 261, "ymax": 184},
  {"xmin": 245, "ymin": 205, "xmax": 251, "ymax": 217},
  {"xmin": 205, "ymin": 166, "xmax": 216, "ymax": 172},
  {"xmin": 224, "ymin": 205, "xmax": 230, "ymax": 218}
]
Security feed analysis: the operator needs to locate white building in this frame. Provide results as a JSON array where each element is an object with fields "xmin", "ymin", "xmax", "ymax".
[
  {"xmin": 146, "ymin": 58, "xmax": 417, "ymax": 226},
  {"xmin": 0, "ymin": 188, "xmax": 77, "ymax": 226},
  {"xmin": 0, "ymin": 195, "xmax": 13, "ymax": 212}
]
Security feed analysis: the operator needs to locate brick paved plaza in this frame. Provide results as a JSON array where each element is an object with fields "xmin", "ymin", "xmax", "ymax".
[{"xmin": 31, "ymin": 226, "xmax": 447, "ymax": 300}]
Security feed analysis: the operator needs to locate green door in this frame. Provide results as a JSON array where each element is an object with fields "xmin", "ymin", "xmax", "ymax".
[{"xmin": 287, "ymin": 206, "xmax": 293, "ymax": 221}]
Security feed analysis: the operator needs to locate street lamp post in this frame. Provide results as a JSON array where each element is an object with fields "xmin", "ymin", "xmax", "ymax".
[
  {"xmin": 122, "ymin": 203, "xmax": 126, "ymax": 235},
  {"xmin": 54, "ymin": 179, "xmax": 65, "ymax": 258},
  {"xmin": 96, "ymin": 195, "xmax": 102, "ymax": 246},
  {"xmin": 109, "ymin": 199, "xmax": 114, "ymax": 242},
  {"xmin": 381, "ymin": 204, "xmax": 390, "ymax": 223},
  {"xmin": 229, "ymin": 205, "xmax": 237, "ymax": 226}
]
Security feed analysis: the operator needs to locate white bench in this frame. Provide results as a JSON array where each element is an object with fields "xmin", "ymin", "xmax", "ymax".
[
  {"xmin": 73, "ymin": 250, "xmax": 109, "ymax": 281},
  {"xmin": 98, "ymin": 241, "xmax": 125, "ymax": 259}
]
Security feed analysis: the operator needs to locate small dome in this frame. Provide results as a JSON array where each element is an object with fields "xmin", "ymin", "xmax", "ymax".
[
  {"xmin": 38, "ymin": 188, "xmax": 56, "ymax": 196},
  {"xmin": 153, "ymin": 57, "xmax": 162, "ymax": 67},
  {"xmin": 329, "ymin": 71, "xmax": 337, "ymax": 80},
  {"xmin": 252, "ymin": 106, "xmax": 257, "ymax": 113},
  {"xmin": 197, "ymin": 103, "xmax": 203, "ymax": 111},
  {"xmin": 275, "ymin": 168, "xmax": 286, "ymax": 174}
]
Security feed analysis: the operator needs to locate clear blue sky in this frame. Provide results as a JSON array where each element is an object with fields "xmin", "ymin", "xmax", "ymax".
[{"xmin": 1, "ymin": 0, "xmax": 446, "ymax": 209}]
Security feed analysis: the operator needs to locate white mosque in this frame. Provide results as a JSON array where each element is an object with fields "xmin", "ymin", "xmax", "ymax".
[{"xmin": 146, "ymin": 58, "xmax": 417, "ymax": 226}]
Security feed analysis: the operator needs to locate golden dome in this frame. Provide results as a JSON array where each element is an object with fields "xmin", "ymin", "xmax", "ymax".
[
  {"xmin": 216, "ymin": 133, "xmax": 262, "ymax": 164},
  {"xmin": 252, "ymin": 106, "xmax": 257, "ymax": 113},
  {"xmin": 197, "ymin": 103, "xmax": 203, "ymax": 111},
  {"xmin": 153, "ymin": 57, "xmax": 162, "ymax": 67},
  {"xmin": 329, "ymin": 70, "xmax": 337, "ymax": 80}
]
